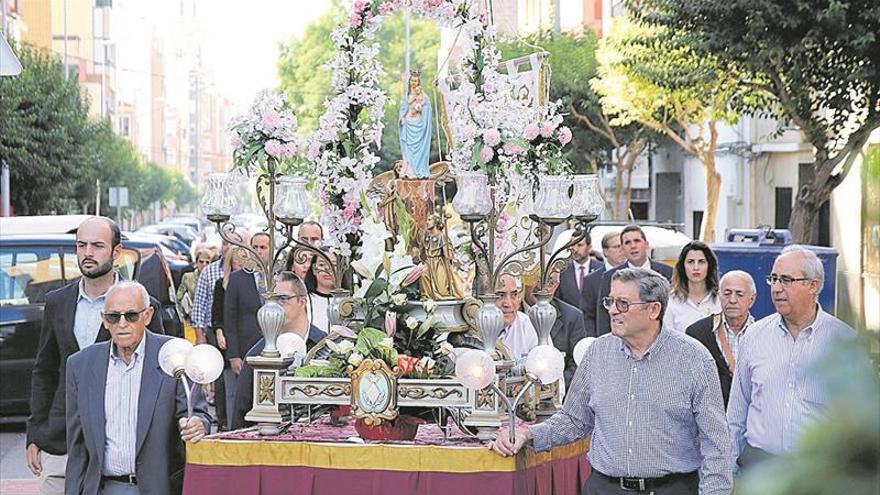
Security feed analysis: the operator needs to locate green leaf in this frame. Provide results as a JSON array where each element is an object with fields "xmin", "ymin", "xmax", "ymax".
[{"xmin": 364, "ymin": 278, "xmax": 389, "ymax": 300}]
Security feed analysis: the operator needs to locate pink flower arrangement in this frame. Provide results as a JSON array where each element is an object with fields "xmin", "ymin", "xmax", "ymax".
[
  {"xmin": 349, "ymin": 14, "xmax": 362, "ymax": 29},
  {"xmin": 503, "ymin": 142, "xmax": 525, "ymax": 156},
  {"xmin": 264, "ymin": 139, "xmax": 284, "ymax": 158},
  {"xmin": 480, "ymin": 145, "xmax": 495, "ymax": 163},
  {"xmin": 378, "ymin": 2, "xmax": 394, "ymax": 15},
  {"xmin": 483, "ymin": 128, "xmax": 501, "ymax": 147},
  {"xmin": 540, "ymin": 122, "xmax": 555, "ymax": 138},
  {"xmin": 524, "ymin": 123, "xmax": 540, "ymax": 141},
  {"xmin": 558, "ymin": 126, "xmax": 572, "ymax": 145}
]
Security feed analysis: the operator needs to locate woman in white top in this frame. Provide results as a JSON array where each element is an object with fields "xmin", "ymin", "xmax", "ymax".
[
  {"xmin": 663, "ymin": 240, "xmax": 721, "ymax": 332},
  {"xmin": 307, "ymin": 250, "xmax": 336, "ymax": 334}
]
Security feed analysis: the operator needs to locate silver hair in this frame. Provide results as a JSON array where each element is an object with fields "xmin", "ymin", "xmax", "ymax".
[
  {"xmin": 720, "ymin": 270, "xmax": 757, "ymax": 295},
  {"xmin": 106, "ymin": 281, "xmax": 150, "ymax": 308},
  {"xmin": 611, "ymin": 268, "xmax": 671, "ymax": 320},
  {"xmin": 779, "ymin": 245, "xmax": 824, "ymax": 287}
]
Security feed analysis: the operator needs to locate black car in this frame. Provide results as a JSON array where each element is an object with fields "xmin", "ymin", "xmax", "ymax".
[{"xmin": 0, "ymin": 234, "xmax": 184, "ymax": 418}]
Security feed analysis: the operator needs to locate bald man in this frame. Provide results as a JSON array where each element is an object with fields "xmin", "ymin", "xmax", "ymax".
[{"xmin": 26, "ymin": 217, "xmax": 164, "ymax": 494}]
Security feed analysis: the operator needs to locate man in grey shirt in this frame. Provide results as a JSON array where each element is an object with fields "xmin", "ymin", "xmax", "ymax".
[{"xmin": 490, "ymin": 268, "xmax": 732, "ymax": 495}]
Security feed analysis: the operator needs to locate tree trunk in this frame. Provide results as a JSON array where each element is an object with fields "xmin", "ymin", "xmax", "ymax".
[
  {"xmin": 699, "ymin": 122, "xmax": 721, "ymax": 243},
  {"xmin": 701, "ymin": 152, "xmax": 722, "ymax": 243}
]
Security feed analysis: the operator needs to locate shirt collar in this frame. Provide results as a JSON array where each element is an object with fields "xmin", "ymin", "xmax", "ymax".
[
  {"xmin": 776, "ymin": 303, "xmax": 824, "ymax": 336},
  {"xmin": 109, "ymin": 332, "xmax": 147, "ymax": 363},
  {"xmin": 718, "ymin": 312, "xmax": 754, "ymax": 336},
  {"xmin": 618, "ymin": 327, "xmax": 667, "ymax": 360},
  {"xmin": 627, "ymin": 259, "xmax": 651, "ymax": 270},
  {"xmin": 77, "ymin": 273, "xmax": 121, "ymax": 303}
]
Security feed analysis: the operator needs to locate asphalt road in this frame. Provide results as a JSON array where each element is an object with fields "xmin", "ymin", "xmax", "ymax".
[{"xmin": 0, "ymin": 422, "xmax": 39, "ymax": 493}]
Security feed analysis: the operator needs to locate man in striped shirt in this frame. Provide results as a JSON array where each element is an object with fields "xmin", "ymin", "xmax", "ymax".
[
  {"xmin": 727, "ymin": 245, "xmax": 855, "ymax": 472},
  {"xmin": 191, "ymin": 233, "xmax": 244, "ymax": 343},
  {"xmin": 490, "ymin": 268, "xmax": 732, "ymax": 494}
]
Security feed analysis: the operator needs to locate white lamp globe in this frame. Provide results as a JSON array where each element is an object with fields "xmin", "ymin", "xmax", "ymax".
[
  {"xmin": 454, "ymin": 349, "xmax": 496, "ymax": 390},
  {"xmin": 525, "ymin": 345, "xmax": 565, "ymax": 384},
  {"xmin": 184, "ymin": 344, "xmax": 224, "ymax": 384},
  {"xmin": 572, "ymin": 337, "xmax": 597, "ymax": 368},
  {"xmin": 158, "ymin": 338, "xmax": 194, "ymax": 377},
  {"xmin": 277, "ymin": 333, "xmax": 307, "ymax": 358}
]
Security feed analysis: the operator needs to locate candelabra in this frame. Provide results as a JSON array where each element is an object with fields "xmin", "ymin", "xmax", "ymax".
[
  {"xmin": 452, "ymin": 172, "xmax": 605, "ymax": 357},
  {"xmin": 200, "ymin": 171, "xmax": 353, "ymax": 359}
]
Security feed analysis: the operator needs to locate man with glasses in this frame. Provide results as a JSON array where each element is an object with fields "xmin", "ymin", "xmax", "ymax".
[
  {"xmin": 595, "ymin": 225, "xmax": 673, "ymax": 337},
  {"xmin": 27, "ymin": 217, "xmax": 164, "ymax": 494},
  {"xmin": 232, "ymin": 272, "xmax": 327, "ymax": 429},
  {"xmin": 686, "ymin": 270, "xmax": 757, "ymax": 406},
  {"xmin": 65, "ymin": 281, "xmax": 210, "ymax": 495},
  {"xmin": 490, "ymin": 268, "xmax": 732, "ymax": 495},
  {"xmin": 727, "ymin": 246, "xmax": 854, "ymax": 473}
]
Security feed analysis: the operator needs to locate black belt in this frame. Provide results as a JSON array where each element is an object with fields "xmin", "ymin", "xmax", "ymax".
[
  {"xmin": 103, "ymin": 474, "xmax": 137, "ymax": 485},
  {"xmin": 592, "ymin": 469, "xmax": 697, "ymax": 492}
]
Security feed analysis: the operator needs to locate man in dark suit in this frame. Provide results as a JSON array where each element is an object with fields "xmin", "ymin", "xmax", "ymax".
[
  {"xmin": 686, "ymin": 270, "xmax": 757, "ymax": 406},
  {"xmin": 65, "ymin": 282, "xmax": 210, "ymax": 495},
  {"xmin": 582, "ymin": 231, "xmax": 627, "ymax": 336},
  {"xmin": 232, "ymin": 272, "xmax": 328, "ymax": 429},
  {"xmin": 595, "ymin": 225, "xmax": 673, "ymax": 336},
  {"xmin": 225, "ymin": 232, "xmax": 273, "ymax": 376},
  {"xmin": 26, "ymin": 217, "xmax": 163, "ymax": 494},
  {"xmin": 556, "ymin": 232, "xmax": 602, "ymax": 316}
]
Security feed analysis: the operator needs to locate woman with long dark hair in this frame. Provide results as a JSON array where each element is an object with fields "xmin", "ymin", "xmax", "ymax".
[{"xmin": 663, "ymin": 241, "xmax": 721, "ymax": 332}]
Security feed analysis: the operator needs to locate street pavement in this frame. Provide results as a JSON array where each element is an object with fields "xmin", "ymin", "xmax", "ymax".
[{"xmin": 0, "ymin": 423, "xmax": 40, "ymax": 494}]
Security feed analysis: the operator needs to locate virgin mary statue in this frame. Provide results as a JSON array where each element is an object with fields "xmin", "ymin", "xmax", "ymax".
[{"xmin": 398, "ymin": 70, "xmax": 432, "ymax": 179}]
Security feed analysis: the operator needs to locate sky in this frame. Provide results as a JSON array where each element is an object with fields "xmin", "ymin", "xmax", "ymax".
[{"xmin": 198, "ymin": 0, "xmax": 333, "ymax": 110}]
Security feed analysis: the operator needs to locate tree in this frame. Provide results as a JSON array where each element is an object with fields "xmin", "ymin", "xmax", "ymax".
[
  {"xmin": 0, "ymin": 44, "xmax": 93, "ymax": 215},
  {"xmin": 499, "ymin": 31, "xmax": 650, "ymax": 219},
  {"xmin": 593, "ymin": 18, "xmax": 743, "ymax": 241},
  {"xmin": 629, "ymin": 0, "xmax": 880, "ymax": 243},
  {"xmin": 278, "ymin": 4, "xmax": 445, "ymax": 170}
]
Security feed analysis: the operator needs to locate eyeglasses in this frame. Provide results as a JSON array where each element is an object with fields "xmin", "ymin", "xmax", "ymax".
[
  {"xmin": 765, "ymin": 275, "xmax": 811, "ymax": 287},
  {"xmin": 103, "ymin": 308, "xmax": 148, "ymax": 324},
  {"xmin": 602, "ymin": 297, "xmax": 654, "ymax": 313}
]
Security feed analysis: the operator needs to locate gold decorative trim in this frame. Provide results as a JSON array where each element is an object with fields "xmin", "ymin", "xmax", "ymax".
[
  {"xmin": 286, "ymin": 383, "xmax": 351, "ymax": 398},
  {"xmin": 257, "ymin": 374, "xmax": 275, "ymax": 405},
  {"xmin": 475, "ymin": 388, "xmax": 494, "ymax": 410},
  {"xmin": 398, "ymin": 386, "xmax": 462, "ymax": 401}
]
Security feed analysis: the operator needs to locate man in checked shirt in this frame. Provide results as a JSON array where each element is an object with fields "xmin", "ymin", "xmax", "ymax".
[{"xmin": 491, "ymin": 268, "xmax": 733, "ymax": 495}]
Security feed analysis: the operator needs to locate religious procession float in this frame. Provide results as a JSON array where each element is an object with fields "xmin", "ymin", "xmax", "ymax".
[{"xmin": 162, "ymin": 0, "xmax": 605, "ymax": 444}]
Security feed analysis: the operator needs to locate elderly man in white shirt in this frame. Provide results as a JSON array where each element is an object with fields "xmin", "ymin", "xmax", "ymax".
[{"xmin": 494, "ymin": 273, "xmax": 538, "ymax": 359}]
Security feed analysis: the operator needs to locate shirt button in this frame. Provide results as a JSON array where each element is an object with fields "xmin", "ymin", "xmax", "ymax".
[
  {"xmin": 630, "ymin": 394, "xmax": 635, "ymax": 400},
  {"xmin": 629, "ymin": 421, "xmax": 633, "ymax": 427},
  {"xmin": 632, "ymin": 368, "xmax": 637, "ymax": 373},
  {"xmin": 628, "ymin": 448, "xmax": 633, "ymax": 454}
]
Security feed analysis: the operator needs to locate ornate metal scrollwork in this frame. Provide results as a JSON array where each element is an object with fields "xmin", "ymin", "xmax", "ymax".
[
  {"xmin": 257, "ymin": 374, "xmax": 276, "ymax": 405},
  {"xmin": 398, "ymin": 386, "xmax": 463, "ymax": 400},
  {"xmin": 287, "ymin": 383, "xmax": 352, "ymax": 398}
]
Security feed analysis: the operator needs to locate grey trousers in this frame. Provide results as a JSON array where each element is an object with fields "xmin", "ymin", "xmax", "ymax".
[
  {"xmin": 99, "ymin": 480, "xmax": 139, "ymax": 495},
  {"xmin": 583, "ymin": 472, "xmax": 698, "ymax": 495}
]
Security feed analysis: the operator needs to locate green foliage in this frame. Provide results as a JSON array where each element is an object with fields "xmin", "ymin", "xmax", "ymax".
[
  {"xmin": 277, "ymin": 3, "xmax": 447, "ymax": 170},
  {"xmin": 0, "ymin": 44, "xmax": 199, "ymax": 217},
  {"xmin": 628, "ymin": 0, "xmax": 880, "ymax": 154},
  {"xmin": 0, "ymin": 44, "xmax": 92, "ymax": 214},
  {"xmin": 738, "ymin": 337, "xmax": 880, "ymax": 494}
]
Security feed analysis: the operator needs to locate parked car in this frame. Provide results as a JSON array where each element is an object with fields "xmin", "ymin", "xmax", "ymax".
[
  {"xmin": 160, "ymin": 215, "xmax": 203, "ymax": 235},
  {"xmin": 0, "ymin": 233, "xmax": 184, "ymax": 417},
  {"xmin": 137, "ymin": 224, "xmax": 199, "ymax": 246}
]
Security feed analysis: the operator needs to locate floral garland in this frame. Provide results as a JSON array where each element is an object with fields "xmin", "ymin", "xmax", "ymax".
[{"xmin": 229, "ymin": 90, "xmax": 308, "ymax": 176}]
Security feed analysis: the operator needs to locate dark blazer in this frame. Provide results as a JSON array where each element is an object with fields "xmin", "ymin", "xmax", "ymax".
[
  {"xmin": 581, "ymin": 265, "xmax": 610, "ymax": 337},
  {"xmin": 549, "ymin": 299, "xmax": 588, "ymax": 391},
  {"xmin": 27, "ymin": 282, "xmax": 164, "ymax": 454},
  {"xmin": 556, "ymin": 259, "xmax": 603, "ymax": 315},
  {"xmin": 231, "ymin": 326, "xmax": 328, "ymax": 430},
  {"xmin": 686, "ymin": 314, "xmax": 732, "ymax": 406},
  {"xmin": 595, "ymin": 261, "xmax": 674, "ymax": 336},
  {"xmin": 224, "ymin": 270, "xmax": 263, "ymax": 361},
  {"xmin": 65, "ymin": 331, "xmax": 211, "ymax": 495}
]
